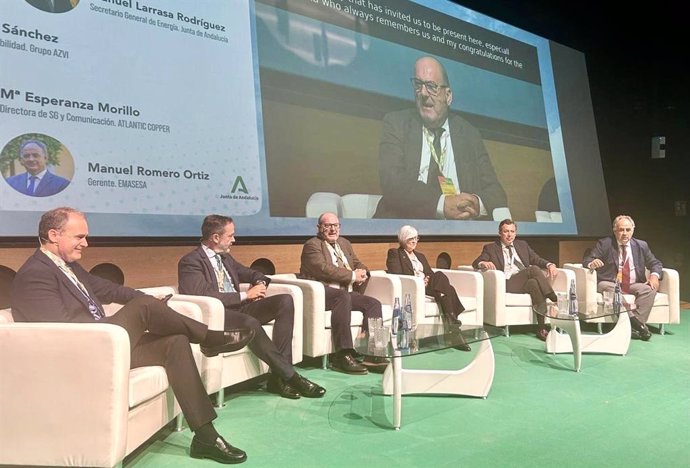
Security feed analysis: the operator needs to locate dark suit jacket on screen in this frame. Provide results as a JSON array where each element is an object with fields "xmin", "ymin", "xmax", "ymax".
[
  {"xmin": 178, "ymin": 246, "xmax": 270, "ymax": 310},
  {"xmin": 375, "ymin": 108, "xmax": 507, "ymax": 219},
  {"xmin": 583, "ymin": 236, "xmax": 662, "ymax": 284},
  {"xmin": 11, "ymin": 249, "xmax": 141, "ymax": 322},
  {"xmin": 6, "ymin": 171, "xmax": 70, "ymax": 197}
]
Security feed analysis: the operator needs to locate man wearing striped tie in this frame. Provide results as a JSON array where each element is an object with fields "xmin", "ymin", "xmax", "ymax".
[{"xmin": 584, "ymin": 215, "xmax": 662, "ymax": 341}]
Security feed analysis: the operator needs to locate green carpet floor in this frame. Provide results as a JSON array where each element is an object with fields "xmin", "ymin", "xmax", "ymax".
[{"xmin": 126, "ymin": 311, "xmax": 690, "ymax": 468}]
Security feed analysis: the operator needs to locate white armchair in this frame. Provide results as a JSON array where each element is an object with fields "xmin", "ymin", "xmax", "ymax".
[
  {"xmin": 563, "ymin": 263, "xmax": 680, "ymax": 334},
  {"xmin": 270, "ymin": 273, "xmax": 400, "ymax": 367},
  {"xmin": 374, "ymin": 269, "xmax": 483, "ymax": 328},
  {"xmin": 0, "ymin": 286, "xmax": 203, "ymax": 468},
  {"xmin": 459, "ymin": 266, "xmax": 575, "ymax": 336},
  {"xmin": 171, "ymin": 282, "xmax": 304, "ymax": 406}
]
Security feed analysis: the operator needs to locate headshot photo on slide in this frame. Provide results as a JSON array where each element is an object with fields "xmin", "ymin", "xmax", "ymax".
[
  {"xmin": 1, "ymin": 133, "xmax": 74, "ymax": 197},
  {"xmin": 24, "ymin": 0, "xmax": 79, "ymax": 14}
]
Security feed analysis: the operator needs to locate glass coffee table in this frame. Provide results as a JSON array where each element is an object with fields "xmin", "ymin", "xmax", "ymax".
[
  {"xmin": 354, "ymin": 321, "xmax": 502, "ymax": 430},
  {"xmin": 535, "ymin": 300, "xmax": 635, "ymax": 372}
]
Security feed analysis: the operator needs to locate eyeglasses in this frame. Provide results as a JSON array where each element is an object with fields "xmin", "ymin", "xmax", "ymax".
[
  {"xmin": 410, "ymin": 78, "xmax": 448, "ymax": 96},
  {"xmin": 321, "ymin": 223, "xmax": 340, "ymax": 230}
]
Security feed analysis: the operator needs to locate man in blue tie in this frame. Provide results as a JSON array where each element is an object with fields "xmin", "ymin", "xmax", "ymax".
[
  {"xmin": 178, "ymin": 214, "xmax": 325, "ymax": 400},
  {"xmin": 5, "ymin": 140, "xmax": 70, "ymax": 197},
  {"xmin": 11, "ymin": 207, "xmax": 254, "ymax": 464}
]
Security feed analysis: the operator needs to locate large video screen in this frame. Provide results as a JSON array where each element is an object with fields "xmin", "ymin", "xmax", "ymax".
[{"xmin": 0, "ymin": 0, "xmax": 610, "ymax": 237}]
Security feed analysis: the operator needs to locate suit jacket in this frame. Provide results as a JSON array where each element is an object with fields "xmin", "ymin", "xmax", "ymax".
[
  {"xmin": 375, "ymin": 108, "xmax": 507, "ymax": 219},
  {"xmin": 178, "ymin": 246, "xmax": 270, "ymax": 310},
  {"xmin": 299, "ymin": 236, "xmax": 368, "ymax": 291},
  {"xmin": 583, "ymin": 236, "xmax": 662, "ymax": 284},
  {"xmin": 386, "ymin": 247, "xmax": 433, "ymax": 278},
  {"xmin": 472, "ymin": 239, "xmax": 551, "ymax": 271},
  {"xmin": 11, "ymin": 249, "xmax": 141, "ymax": 322},
  {"xmin": 6, "ymin": 171, "xmax": 70, "ymax": 197}
]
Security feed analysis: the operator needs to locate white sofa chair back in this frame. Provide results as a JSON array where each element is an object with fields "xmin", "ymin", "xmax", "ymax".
[{"xmin": 373, "ymin": 269, "xmax": 483, "ymax": 328}]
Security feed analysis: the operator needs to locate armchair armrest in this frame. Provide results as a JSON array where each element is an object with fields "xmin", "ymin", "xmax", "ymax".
[
  {"xmin": 372, "ymin": 271, "xmax": 425, "ymax": 325},
  {"xmin": 0, "ymin": 323, "xmax": 131, "ymax": 468},
  {"xmin": 563, "ymin": 263, "xmax": 597, "ymax": 304},
  {"xmin": 363, "ymin": 273, "xmax": 401, "ymax": 307},
  {"xmin": 657, "ymin": 268, "xmax": 680, "ymax": 324},
  {"xmin": 270, "ymin": 274, "xmax": 327, "ymax": 349}
]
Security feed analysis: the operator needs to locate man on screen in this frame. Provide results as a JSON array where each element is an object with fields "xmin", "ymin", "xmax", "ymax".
[
  {"xmin": 11, "ymin": 207, "xmax": 254, "ymax": 464},
  {"xmin": 583, "ymin": 215, "xmax": 662, "ymax": 341},
  {"xmin": 5, "ymin": 140, "xmax": 70, "ymax": 197},
  {"xmin": 374, "ymin": 56, "xmax": 507, "ymax": 220},
  {"xmin": 25, "ymin": 0, "xmax": 78, "ymax": 13},
  {"xmin": 178, "ymin": 214, "xmax": 326, "ymax": 399}
]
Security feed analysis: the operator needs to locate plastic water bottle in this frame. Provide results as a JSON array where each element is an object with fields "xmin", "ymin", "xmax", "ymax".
[
  {"xmin": 568, "ymin": 279, "xmax": 578, "ymax": 316},
  {"xmin": 403, "ymin": 293, "xmax": 413, "ymax": 331},
  {"xmin": 613, "ymin": 277, "xmax": 622, "ymax": 314},
  {"xmin": 391, "ymin": 297, "xmax": 401, "ymax": 335}
]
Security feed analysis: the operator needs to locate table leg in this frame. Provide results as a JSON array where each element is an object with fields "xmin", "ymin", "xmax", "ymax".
[{"xmin": 392, "ymin": 351, "xmax": 402, "ymax": 430}]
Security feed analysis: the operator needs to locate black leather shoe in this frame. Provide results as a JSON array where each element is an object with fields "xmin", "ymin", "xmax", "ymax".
[
  {"xmin": 630, "ymin": 316, "xmax": 652, "ymax": 341},
  {"xmin": 362, "ymin": 356, "xmax": 390, "ymax": 373},
  {"xmin": 288, "ymin": 373, "xmax": 326, "ymax": 398},
  {"xmin": 201, "ymin": 328, "xmax": 255, "ymax": 357},
  {"xmin": 536, "ymin": 326, "xmax": 549, "ymax": 342},
  {"xmin": 331, "ymin": 353, "xmax": 368, "ymax": 375},
  {"xmin": 190, "ymin": 435, "xmax": 247, "ymax": 464},
  {"xmin": 266, "ymin": 374, "xmax": 300, "ymax": 399}
]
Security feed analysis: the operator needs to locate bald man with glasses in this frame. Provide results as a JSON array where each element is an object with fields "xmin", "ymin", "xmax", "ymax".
[{"xmin": 374, "ymin": 56, "xmax": 506, "ymax": 220}]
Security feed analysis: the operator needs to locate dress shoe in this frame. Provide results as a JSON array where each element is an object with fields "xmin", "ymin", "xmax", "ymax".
[
  {"xmin": 190, "ymin": 435, "xmax": 247, "ymax": 464},
  {"xmin": 630, "ymin": 316, "xmax": 652, "ymax": 341},
  {"xmin": 288, "ymin": 373, "xmax": 326, "ymax": 398},
  {"xmin": 266, "ymin": 374, "xmax": 300, "ymax": 399},
  {"xmin": 536, "ymin": 326, "xmax": 549, "ymax": 342},
  {"xmin": 362, "ymin": 356, "xmax": 390, "ymax": 373},
  {"xmin": 331, "ymin": 352, "xmax": 368, "ymax": 375},
  {"xmin": 453, "ymin": 333, "xmax": 472, "ymax": 351},
  {"xmin": 201, "ymin": 328, "xmax": 255, "ymax": 357}
]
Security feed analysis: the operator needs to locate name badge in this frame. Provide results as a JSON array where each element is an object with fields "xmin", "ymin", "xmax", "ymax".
[{"xmin": 438, "ymin": 176, "xmax": 457, "ymax": 195}]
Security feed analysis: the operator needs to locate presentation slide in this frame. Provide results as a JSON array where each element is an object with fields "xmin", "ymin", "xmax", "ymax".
[{"xmin": 0, "ymin": 0, "xmax": 610, "ymax": 238}]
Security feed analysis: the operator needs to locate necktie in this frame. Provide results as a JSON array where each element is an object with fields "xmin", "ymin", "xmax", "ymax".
[
  {"xmin": 426, "ymin": 127, "xmax": 445, "ymax": 185},
  {"xmin": 215, "ymin": 255, "xmax": 235, "ymax": 292},
  {"xmin": 331, "ymin": 243, "xmax": 352, "ymax": 271},
  {"xmin": 60, "ymin": 264, "xmax": 105, "ymax": 320},
  {"xmin": 620, "ymin": 245, "xmax": 631, "ymax": 293},
  {"xmin": 27, "ymin": 176, "xmax": 37, "ymax": 195},
  {"xmin": 508, "ymin": 245, "xmax": 525, "ymax": 270}
]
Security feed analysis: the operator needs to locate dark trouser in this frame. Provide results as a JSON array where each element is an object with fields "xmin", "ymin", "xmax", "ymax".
[
  {"xmin": 104, "ymin": 295, "xmax": 216, "ymax": 431},
  {"xmin": 506, "ymin": 265, "xmax": 555, "ymax": 326},
  {"xmin": 426, "ymin": 271, "xmax": 465, "ymax": 321},
  {"xmin": 224, "ymin": 294, "xmax": 295, "ymax": 380},
  {"xmin": 324, "ymin": 286, "xmax": 382, "ymax": 351}
]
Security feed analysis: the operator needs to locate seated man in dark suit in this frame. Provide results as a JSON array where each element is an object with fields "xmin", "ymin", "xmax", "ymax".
[
  {"xmin": 11, "ymin": 207, "xmax": 253, "ymax": 464},
  {"xmin": 178, "ymin": 214, "xmax": 325, "ymax": 399},
  {"xmin": 583, "ymin": 215, "xmax": 662, "ymax": 341},
  {"xmin": 5, "ymin": 140, "xmax": 70, "ymax": 197},
  {"xmin": 472, "ymin": 219, "xmax": 558, "ymax": 341},
  {"xmin": 375, "ymin": 55, "xmax": 506, "ymax": 220}
]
